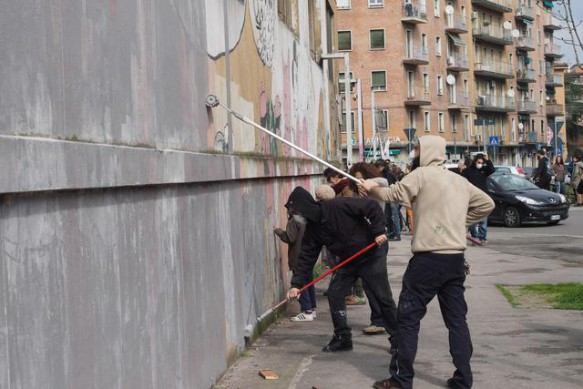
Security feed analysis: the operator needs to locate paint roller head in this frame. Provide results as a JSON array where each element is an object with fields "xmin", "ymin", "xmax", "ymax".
[{"xmin": 205, "ymin": 94, "xmax": 220, "ymax": 108}]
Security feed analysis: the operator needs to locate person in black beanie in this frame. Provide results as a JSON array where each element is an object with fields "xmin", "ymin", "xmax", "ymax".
[{"xmin": 285, "ymin": 187, "xmax": 399, "ymax": 353}]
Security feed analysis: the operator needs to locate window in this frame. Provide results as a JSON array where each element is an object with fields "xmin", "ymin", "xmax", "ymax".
[
  {"xmin": 372, "ymin": 70, "xmax": 387, "ymax": 91},
  {"xmin": 423, "ymin": 73, "xmax": 430, "ymax": 93},
  {"xmin": 408, "ymin": 110, "xmax": 416, "ymax": 129},
  {"xmin": 370, "ymin": 29, "xmax": 385, "ymax": 50},
  {"xmin": 437, "ymin": 75, "xmax": 444, "ymax": 95},
  {"xmin": 368, "ymin": 0, "xmax": 384, "ymax": 7},
  {"xmin": 338, "ymin": 71, "xmax": 354, "ymax": 93},
  {"xmin": 424, "ymin": 112, "xmax": 431, "ymax": 132},
  {"xmin": 422, "ymin": 34, "xmax": 428, "ymax": 52},
  {"xmin": 438, "ymin": 112, "xmax": 445, "ymax": 133},
  {"xmin": 338, "ymin": 31, "xmax": 352, "ymax": 51},
  {"xmin": 336, "ymin": 0, "xmax": 351, "ymax": 9},
  {"xmin": 376, "ymin": 110, "xmax": 389, "ymax": 132},
  {"xmin": 464, "ymin": 114, "xmax": 471, "ymax": 141},
  {"xmin": 341, "ymin": 111, "xmax": 355, "ymax": 133},
  {"xmin": 436, "ymin": 36, "xmax": 442, "ymax": 56},
  {"xmin": 451, "ymin": 112, "xmax": 458, "ymax": 133},
  {"xmin": 434, "ymin": 0, "xmax": 440, "ymax": 17},
  {"xmin": 512, "ymin": 118, "xmax": 517, "ymax": 142}
]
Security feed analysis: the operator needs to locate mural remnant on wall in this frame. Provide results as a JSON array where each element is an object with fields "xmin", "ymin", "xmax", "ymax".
[
  {"xmin": 249, "ymin": 0, "xmax": 276, "ymax": 68},
  {"xmin": 206, "ymin": 0, "xmax": 246, "ymax": 58}
]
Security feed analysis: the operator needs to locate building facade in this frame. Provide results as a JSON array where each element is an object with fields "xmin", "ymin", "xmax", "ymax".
[
  {"xmin": 336, "ymin": 0, "xmax": 565, "ymax": 167},
  {"xmin": 0, "ymin": 1, "xmax": 339, "ymax": 388}
]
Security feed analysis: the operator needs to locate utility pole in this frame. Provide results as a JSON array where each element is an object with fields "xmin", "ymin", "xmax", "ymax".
[{"xmin": 321, "ymin": 53, "xmax": 353, "ymax": 167}]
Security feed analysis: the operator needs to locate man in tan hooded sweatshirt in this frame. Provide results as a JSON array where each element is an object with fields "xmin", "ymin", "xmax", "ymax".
[{"xmin": 361, "ymin": 135, "xmax": 494, "ymax": 389}]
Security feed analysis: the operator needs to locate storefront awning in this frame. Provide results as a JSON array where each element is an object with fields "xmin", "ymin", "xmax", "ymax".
[{"xmin": 447, "ymin": 33, "xmax": 465, "ymax": 46}]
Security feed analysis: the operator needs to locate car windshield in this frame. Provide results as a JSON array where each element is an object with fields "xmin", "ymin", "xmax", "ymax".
[
  {"xmin": 495, "ymin": 167, "xmax": 511, "ymax": 173},
  {"xmin": 490, "ymin": 174, "xmax": 538, "ymax": 191}
]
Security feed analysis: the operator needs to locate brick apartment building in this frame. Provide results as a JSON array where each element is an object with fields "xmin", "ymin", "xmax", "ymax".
[{"xmin": 335, "ymin": 0, "xmax": 566, "ymax": 167}]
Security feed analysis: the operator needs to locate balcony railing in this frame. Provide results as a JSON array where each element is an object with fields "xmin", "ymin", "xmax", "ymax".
[
  {"xmin": 476, "ymin": 95, "xmax": 516, "ymax": 112},
  {"xmin": 471, "ymin": 0, "xmax": 512, "ymax": 14},
  {"xmin": 403, "ymin": 46, "xmax": 429, "ymax": 65},
  {"xmin": 546, "ymin": 103, "xmax": 564, "ymax": 116},
  {"xmin": 516, "ymin": 68, "xmax": 536, "ymax": 82},
  {"xmin": 474, "ymin": 61, "xmax": 514, "ymax": 79},
  {"xmin": 517, "ymin": 100, "xmax": 538, "ymax": 113},
  {"xmin": 405, "ymin": 89, "xmax": 431, "ymax": 106},
  {"xmin": 472, "ymin": 25, "xmax": 513, "ymax": 45},
  {"xmin": 520, "ymin": 132, "xmax": 541, "ymax": 143},
  {"xmin": 448, "ymin": 92, "xmax": 470, "ymax": 108},
  {"xmin": 544, "ymin": 43, "xmax": 563, "ymax": 58},
  {"xmin": 543, "ymin": 13, "xmax": 561, "ymax": 30},
  {"xmin": 402, "ymin": 1, "xmax": 428, "ymax": 24},
  {"xmin": 446, "ymin": 13, "xmax": 468, "ymax": 33},
  {"xmin": 446, "ymin": 52, "xmax": 470, "ymax": 71},
  {"xmin": 514, "ymin": 36, "xmax": 535, "ymax": 51},
  {"xmin": 516, "ymin": 5, "xmax": 535, "ymax": 21},
  {"xmin": 545, "ymin": 74, "xmax": 563, "ymax": 86}
]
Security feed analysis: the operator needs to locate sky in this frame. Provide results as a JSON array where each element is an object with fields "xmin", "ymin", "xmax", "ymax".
[{"xmin": 553, "ymin": 0, "xmax": 583, "ymax": 66}]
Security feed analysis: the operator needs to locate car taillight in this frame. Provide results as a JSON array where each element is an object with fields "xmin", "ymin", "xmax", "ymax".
[{"xmin": 516, "ymin": 167, "xmax": 525, "ymax": 176}]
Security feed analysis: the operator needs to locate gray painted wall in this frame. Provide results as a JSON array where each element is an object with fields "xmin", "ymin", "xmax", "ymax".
[{"xmin": 0, "ymin": 1, "xmax": 335, "ymax": 388}]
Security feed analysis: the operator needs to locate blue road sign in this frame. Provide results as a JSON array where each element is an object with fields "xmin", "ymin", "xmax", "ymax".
[{"xmin": 489, "ymin": 136, "xmax": 500, "ymax": 145}]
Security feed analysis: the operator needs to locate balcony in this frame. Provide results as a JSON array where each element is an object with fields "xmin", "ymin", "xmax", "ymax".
[
  {"xmin": 544, "ymin": 43, "xmax": 563, "ymax": 58},
  {"xmin": 470, "ymin": 0, "xmax": 512, "ymax": 14},
  {"xmin": 543, "ymin": 13, "xmax": 562, "ymax": 30},
  {"xmin": 515, "ymin": 5, "xmax": 535, "ymax": 21},
  {"xmin": 472, "ymin": 25, "xmax": 513, "ymax": 45},
  {"xmin": 517, "ymin": 100, "xmax": 538, "ymax": 114},
  {"xmin": 520, "ymin": 132, "xmax": 541, "ymax": 144},
  {"xmin": 545, "ymin": 73, "xmax": 563, "ymax": 86},
  {"xmin": 403, "ymin": 47, "xmax": 429, "ymax": 65},
  {"xmin": 448, "ymin": 92, "xmax": 471, "ymax": 110},
  {"xmin": 516, "ymin": 68, "xmax": 536, "ymax": 83},
  {"xmin": 475, "ymin": 95, "xmax": 516, "ymax": 113},
  {"xmin": 474, "ymin": 61, "xmax": 514, "ymax": 79},
  {"xmin": 446, "ymin": 52, "xmax": 470, "ymax": 71},
  {"xmin": 402, "ymin": 1, "xmax": 428, "ymax": 24},
  {"xmin": 546, "ymin": 102, "xmax": 564, "ymax": 116},
  {"xmin": 445, "ymin": 13, "xmax": 468, "ymax": 34},
  {"xmin": 514, "ymin": 36, "xmax": 535, "ymax": 51},
  {"xmin": 405, "ymin": 89, "xmax": 431, "ymax": 106}
]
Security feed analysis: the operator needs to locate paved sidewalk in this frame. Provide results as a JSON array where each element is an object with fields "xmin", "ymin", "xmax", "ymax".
[{"xmin": 215, "ymin": 234, "xmax": 583, "ymax": 389}]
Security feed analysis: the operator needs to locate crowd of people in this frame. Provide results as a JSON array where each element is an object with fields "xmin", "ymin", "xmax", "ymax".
[{"xmin": 274, "ymin": 136, "xmax": 495, "ymax": 389}]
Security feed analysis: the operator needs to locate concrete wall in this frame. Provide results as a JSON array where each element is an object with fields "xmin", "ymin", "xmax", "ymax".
[{"xmin": 0, "ymin": 1, "xmax": 339, "ymax": 388}]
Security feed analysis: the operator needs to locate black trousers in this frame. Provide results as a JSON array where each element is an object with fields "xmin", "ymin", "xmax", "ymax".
[
  {"xmin": 327, "ymin": 244, "xmax": 399, "ymax": 345},
  {"xmin": 389, "ymin": 252, "xmax": 473, "ymax": 389}
]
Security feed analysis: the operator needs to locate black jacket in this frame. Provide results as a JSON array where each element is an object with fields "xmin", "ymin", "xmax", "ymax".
[
  {"xmin": 462, "ymin": 160, "xmax": 495, "ymax": 192},
  {"xmin": 533, "ymin": 156, "xmax": 551, "ymax": 188},
  {"xmin": 285, "ymin": 187, "xmax": 386, "ymax": 289}
]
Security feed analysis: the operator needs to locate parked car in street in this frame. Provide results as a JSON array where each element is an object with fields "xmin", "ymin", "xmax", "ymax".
[
  {"xmin": 494, "ymin": 165, "xmax": 526, "ymax": 177},
  {"xmin": 486, "ymin": 173, "xmax": 570, "ymax": 227}
]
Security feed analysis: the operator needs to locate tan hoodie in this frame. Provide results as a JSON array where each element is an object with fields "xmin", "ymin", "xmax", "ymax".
[{"xmin": 366, "ymin": 135, "xmax": 495, "ymax": 253}]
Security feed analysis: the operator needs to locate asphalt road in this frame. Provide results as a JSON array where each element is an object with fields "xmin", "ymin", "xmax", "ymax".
[{"xmin": 488, "ymin": 206, "xmax": 583, "ymax": 266}]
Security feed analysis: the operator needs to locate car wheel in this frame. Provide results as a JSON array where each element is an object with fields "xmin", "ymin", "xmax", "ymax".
[
  {"xmin": 547, "ymin": 220, "xmax": 560, "ymax": 226},
  {"xmin": 504, "ymin": 207, "xmax": 521, "ymax": 227}
]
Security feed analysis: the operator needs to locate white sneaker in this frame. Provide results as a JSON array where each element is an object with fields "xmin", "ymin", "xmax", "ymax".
[
  {"xmin": 312, "ymin": 309, "xmax": 317, "ymax": 319},
  {"xmin": 290, "ymin": 312, "xmax": 314, "ymax": 322}
]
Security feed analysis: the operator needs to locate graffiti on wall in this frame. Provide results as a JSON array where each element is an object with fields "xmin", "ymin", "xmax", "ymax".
[
  {"xmin": 249, "ymin": 0, "xmax": 276, "ymax": 68},
  {"xmin": 205, "ymin": 0, "xmax": 246, "ymax": 58}
]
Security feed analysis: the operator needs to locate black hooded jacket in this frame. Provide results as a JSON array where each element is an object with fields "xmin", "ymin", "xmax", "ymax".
[{"xmin": 285, "ymin": 187, "xmax": 386, "ymax": 289}]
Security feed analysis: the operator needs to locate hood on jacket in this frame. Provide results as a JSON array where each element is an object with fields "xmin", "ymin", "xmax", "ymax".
[
  {"xmin": 419, "ymin": 135, "xmax": 446, "ymax": 167},
  {"xmin": 285, "ymin": 187, "xmax": 322, "ymax": 223}
]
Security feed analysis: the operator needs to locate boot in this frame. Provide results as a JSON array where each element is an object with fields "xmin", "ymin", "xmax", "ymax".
[{"xmin": 322, "ymin": 334, "xmax": 353, "ymax": 352}]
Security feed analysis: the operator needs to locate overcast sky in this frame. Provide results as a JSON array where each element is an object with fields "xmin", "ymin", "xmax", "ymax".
[{"xmin": 553, "ymin": 1, "xmax": 583, "ymax": 66}]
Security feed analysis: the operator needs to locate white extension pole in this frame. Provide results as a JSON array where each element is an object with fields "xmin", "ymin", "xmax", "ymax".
[
  {"xmin": 344, "ymin": 55, "xmax": 353, "ymax": 168},
  {"xmin": 357, "ymin": 79, "xmax": 364, "ymax": 162}
]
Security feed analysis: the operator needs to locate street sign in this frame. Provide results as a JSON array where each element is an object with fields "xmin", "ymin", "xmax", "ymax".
[
  {"xmin": 489, "ymin": 136, "xmax": 500, "ymax": 145},
  {"xmin": 404, "ymin": 128, "xmax": 416, "ymax": 141}
]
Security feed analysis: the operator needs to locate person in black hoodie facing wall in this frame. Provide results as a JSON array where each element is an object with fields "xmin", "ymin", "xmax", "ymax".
[{"xmin": 285, "ymin": 186, "xmax": 399, "ymax": 353}]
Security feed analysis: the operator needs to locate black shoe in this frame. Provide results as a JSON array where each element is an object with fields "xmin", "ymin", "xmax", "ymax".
[
  {"xmin": 446, "ymin": 378, "xmax": 461, "ymax": 388},
  {"xmin": 388, "ymin": 236, "xmax": 401, "ymax": 241},
  {"xmin": 322, "ymin": 335, "xmax": 353, "ymax": 352}
]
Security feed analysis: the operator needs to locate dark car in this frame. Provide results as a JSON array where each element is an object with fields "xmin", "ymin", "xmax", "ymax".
[{"xmin": 486, "ymin": 173, "xmax": 570, "ymax": 227}]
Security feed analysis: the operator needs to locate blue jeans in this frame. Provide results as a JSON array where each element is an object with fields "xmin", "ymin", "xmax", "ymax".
[
  {"xmin": 389, "ymin": 203, "xmax": 401, "ymax": 238},
  {"xmin": 555, "ymin": 181, "xmax": 564, "ymax": 195},
  {"xmin": 470, "ymin": 218, "xmax": 488, "ymax": 241},
  {"xmin": 298, "ymin": 274, "xmax": 316, "ymax": 312}
]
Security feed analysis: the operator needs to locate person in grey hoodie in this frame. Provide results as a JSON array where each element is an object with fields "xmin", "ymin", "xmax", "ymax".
[{"xmin": 361, "ymin": 135, "xmax": 494, "ymax": 389}]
